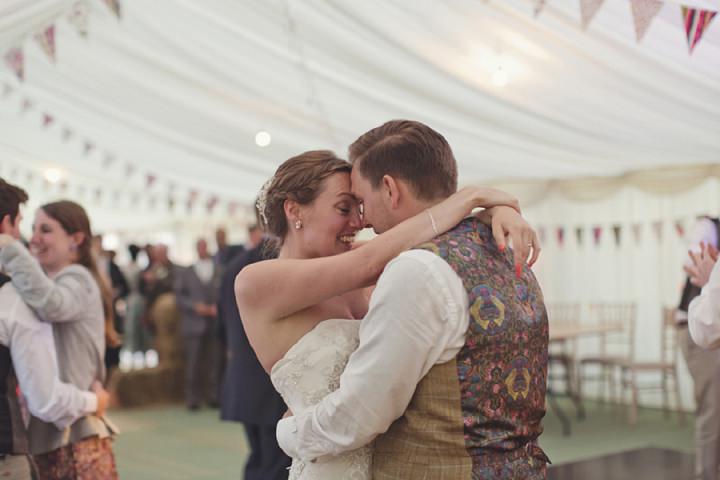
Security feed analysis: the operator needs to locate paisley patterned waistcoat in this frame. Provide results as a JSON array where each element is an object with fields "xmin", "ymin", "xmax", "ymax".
[{"xmin": 373, "ymin": 218, "xmax": 550, "ymax": 480}]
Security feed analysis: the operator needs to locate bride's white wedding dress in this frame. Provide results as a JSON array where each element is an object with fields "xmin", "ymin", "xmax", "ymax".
[{"xmin": 271, "ymin": 319, "xmax": 373, "ymax": 479}]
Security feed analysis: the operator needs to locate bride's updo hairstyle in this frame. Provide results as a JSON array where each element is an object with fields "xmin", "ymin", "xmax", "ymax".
[{"xmin": 257, "ymin": 150, "xmax": 351, "ymax": 242}]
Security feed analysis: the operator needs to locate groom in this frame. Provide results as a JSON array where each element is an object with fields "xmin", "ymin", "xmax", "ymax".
[{"xmin": 276, "ymin": 120, "xmax": 550, "ymax": 479}]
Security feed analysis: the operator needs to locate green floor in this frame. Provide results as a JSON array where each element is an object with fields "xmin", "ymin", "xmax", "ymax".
[{"xmin": 110, "ymin": 400, "xmax": 693, "ymax": 479}]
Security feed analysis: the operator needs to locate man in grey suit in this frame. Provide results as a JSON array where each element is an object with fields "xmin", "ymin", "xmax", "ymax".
[{"xmin": 174, "ymin": 238, "xmax": 220, "ymax": 410}]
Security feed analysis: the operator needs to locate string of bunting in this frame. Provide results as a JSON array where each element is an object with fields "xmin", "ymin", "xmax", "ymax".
[
  {"xmin": 0, "ymin": 83, "xmax": 245, "ymax": 218},
  {"xmin": 538, "ymin": 218, "xmax": 698, "ymax": 249},
  {"xmin": 533, "ymin": 0, "xmax": 716, "ymax": 53}
]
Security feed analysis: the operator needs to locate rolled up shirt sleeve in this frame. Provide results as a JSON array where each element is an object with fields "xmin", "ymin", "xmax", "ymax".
[
  {"xmin": 277, "ymin": 250, "xmax": 468, "ymax": 462},
  {"xmin": 689, "ymin": 260, "xmax": 720, "ymax": 350},
  {"xmin": 6, "ymin": 294, "xmax": 97, "ymax": 429}
]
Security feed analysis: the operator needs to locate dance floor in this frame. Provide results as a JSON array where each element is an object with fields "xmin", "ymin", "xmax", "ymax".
[{"xmin": 111, "ymin": 399, "xmax": 693, "ymax": 479}]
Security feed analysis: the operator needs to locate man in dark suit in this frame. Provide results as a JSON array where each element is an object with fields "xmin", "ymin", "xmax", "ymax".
[
  {"xmin": 214, "ymin": 227, "xmax": 245, "ymax": 269},
  {"xmin": 174, "ymin": 238, "xmax": 220, "ymax": 410},
  {"xmin": 218, "ymin": 231, "xmax": 290, "ymax": 480}
]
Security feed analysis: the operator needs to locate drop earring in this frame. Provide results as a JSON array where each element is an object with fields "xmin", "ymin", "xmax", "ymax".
[{"xmin": 294, "ymin": 220, "xmax": 303, "ymax": 230}]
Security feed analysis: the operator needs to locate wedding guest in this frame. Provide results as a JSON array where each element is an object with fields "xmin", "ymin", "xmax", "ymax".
[{"xmin": 0, "ymin": 200, "xmax": 119, "ymax": 479}]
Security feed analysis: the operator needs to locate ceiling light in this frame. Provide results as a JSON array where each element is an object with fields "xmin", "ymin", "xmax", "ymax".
[
  {"xmin": 255, "ymin": 131, "xmax": 271, "ymax": 147},
  {"xmin": 44, "ymin": 168, "xmax": 63, "ymax": 184}
]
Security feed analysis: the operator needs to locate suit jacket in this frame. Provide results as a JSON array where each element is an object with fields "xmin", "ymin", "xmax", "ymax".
[
  {"xmin": 218, "ymin": 239, "xmax": 286, "ymax": 425},
  {"xmin": 174, "ymin": 262, "xmax": 220, "ymax": 337}
]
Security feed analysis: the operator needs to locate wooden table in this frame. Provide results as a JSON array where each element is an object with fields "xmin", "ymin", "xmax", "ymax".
[{"xmin": 547, "ymin": 321, "xmax": 624, "ymax": 435}]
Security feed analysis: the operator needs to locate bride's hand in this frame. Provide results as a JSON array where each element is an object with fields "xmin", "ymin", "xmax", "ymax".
[{"xmin": 482, "ymin": 207, "xmax": 541, "ymax": 270}]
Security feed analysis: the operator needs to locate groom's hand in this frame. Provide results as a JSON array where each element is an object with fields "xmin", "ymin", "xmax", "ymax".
[{"xmin": 485, "ymin": 207, "xmax": 541, "ymax": 271}]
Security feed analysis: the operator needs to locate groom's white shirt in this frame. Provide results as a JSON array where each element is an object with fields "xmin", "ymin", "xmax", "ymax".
[{"xmin": 276, "ymin": 249, "xmax": 469, "ymax": 462}]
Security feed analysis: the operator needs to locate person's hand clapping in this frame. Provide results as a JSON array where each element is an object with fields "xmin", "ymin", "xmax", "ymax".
[{"xmin": 685, "ymin": 242, "xmax": 718, "ymax": 288}]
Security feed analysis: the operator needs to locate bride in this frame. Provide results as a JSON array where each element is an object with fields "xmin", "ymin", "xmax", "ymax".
[{"xmin": 235, "ymin": 150, "xmax": 537, "ymax": 479}]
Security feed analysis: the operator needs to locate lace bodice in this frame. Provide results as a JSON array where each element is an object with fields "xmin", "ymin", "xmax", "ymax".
[{"xmin": 271, "ymin": 319, "xmax": 372, "ymax": 480}]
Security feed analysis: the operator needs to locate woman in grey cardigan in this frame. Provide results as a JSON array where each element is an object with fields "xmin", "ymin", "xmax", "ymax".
[{"xmin": 0, "ymin": 200, "xmax": 119, "ymax": 479}]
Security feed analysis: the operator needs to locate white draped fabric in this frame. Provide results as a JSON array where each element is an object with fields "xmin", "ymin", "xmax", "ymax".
[{"xmin": 0, "ymin": 0, "xmax": 718, "ymax": 233}]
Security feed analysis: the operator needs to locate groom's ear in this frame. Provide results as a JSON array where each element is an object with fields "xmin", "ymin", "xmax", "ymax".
[{"xmin": 382, "ymin": 175, "xmax": 401, "ymax": 209}]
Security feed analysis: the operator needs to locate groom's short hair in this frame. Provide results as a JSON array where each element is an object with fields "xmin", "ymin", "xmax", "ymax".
[
  {"xmin": 349, "ymin": 120, "xmax": 457, "ymax": 201},
  {"xmin": 0, "ymin": 177, "xmax": 28, "ymax": 225}
]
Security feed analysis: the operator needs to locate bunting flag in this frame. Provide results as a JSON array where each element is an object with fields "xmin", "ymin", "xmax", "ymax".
[
  {"xmin": 556, "ymin": 227, "xmax": 565, "ymax": 247},
  {"xmin": 592, "ymin": 225, "xmax": 603, "ymax": 246},
  {"xmin": 42, "ymin": 113, "xmax": 54, "ymax": 128},
  {"xmin": 629, "ymin": 0, "xmax": 663, "ymax": 42},
  {"xmin": 534, "ymin": 0, "xmax": 547, "ymax": 17},
  {"xmin": 206, "ymin": 196, "xmax": 219, "ymax": 214},
  {"xmin": 682, "ymin": 6, "xmax": 717, "ymax": 54},
  {"xmin": 167, "ymin": 196, "xmax": 176, "ymax": 211},
  {"xmin": 1, "ymin": 83, "xmax": 12, "ymax": 98},
  {"xmin": 124, "ymin": 163, "xmax": 135, "ymax": 177},
  {"xmin": 68, "ymin": 1, "xmax": 89, "ymax": 37},
  {"xmin": 59, "ymin": 180, "xmax": 69, "ymax": 193},
  {"xmin": 103, "ymin": 0, "xmax": 122, "ymax": 19},
  {"xmin": 652, "ymin": 220, "xmax": 663, "ymax": 242},
  {"xmin": 76, "ymin": 185, "xmax": 86, "ymax": 198},
  {"xmin": 580, "ymin": 0, "xmax": 605, "ymax": 30},
  {"xmin": 146, "ymin": 174, "xmax": 157, "ymax": 188},
  {"xmin": 34, "ymin": 25, "xmax": 56, "ymax": 62},
  {"xmin": 612, "ymin": 224, "xmax": 622, "ymax": 247},
  {"xmin": 20, "ymin": 98, "xmax": 32, "ymax": 114},
  {"xmin": 102, "ymin": 153, "xmax": 115, "ymax": 168},
  {"xmin": 61, "ymin": 127, "xmax": 74, "ymax": 142},
  {"xmin": 83, "ymin": 141, "xmax": 95, "ymax": 156},
  {"xmin": 675, "ymin": 219, "xmax": 685, "ymax": 238},
  {"xmin": 93, "ymin": 187, "xmax": 103, "ymax": 202},
  {"xmin": 631, "ymin": 223, "xmax": 642, "ymax": 245},
  {"xmin": 4, "ymin": 48, "xmax": 24, "ymax": 81},
  {"xmin": 575, "ymin": 226, "xmax": 584, "ymax": 247}
]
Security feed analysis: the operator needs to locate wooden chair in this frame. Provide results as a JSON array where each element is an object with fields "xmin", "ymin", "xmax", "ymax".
[
  {"xmin": 577, "ymin": 303, "xmax": 636, "ymax": 407},
  {"xmin": 617, "ymin": 307, "xmax": 685, "ymax": 425},
  {"xmin": 547, "ymin": 303, "xmax": 584, "ymax": 419}
]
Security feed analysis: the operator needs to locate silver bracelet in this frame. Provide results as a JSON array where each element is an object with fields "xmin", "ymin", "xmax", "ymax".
[{"xmin": 426, "ymin": 209, "xmax": 439, "ymax": 236}]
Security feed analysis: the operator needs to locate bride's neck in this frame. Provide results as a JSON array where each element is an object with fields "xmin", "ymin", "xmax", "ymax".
[{"xmin": 278, "ymin": 237, "xmax": 309, "ymax": 260}]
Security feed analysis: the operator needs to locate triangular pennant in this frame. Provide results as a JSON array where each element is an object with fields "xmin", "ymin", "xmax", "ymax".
[
  {"xmin": 575, "ymin": 226, "xmax": 584, "ymax": 247},
  {"xmin": 629, "ymin": 0, "xmax": 663, "ymax": 42},
  {"xmin": 146, "ymin": 174, "xmax": 157, "ymax": 188},
  {"xmin": 68, "ymin": 1, "xmax": 89, "ymax": 37},
  {"xmin": 61, "ymin": 127, "xmax": 74, "ymax": 141},
  {"xmin": 580, "ymin": 0, "xmax": 605, "ymax": 29},
  {"xmin": 612, "ymin": 224, "xmax": 622, "ymax": 247},
  {"xmin": 125, "ymin": 163, "xmax": 135, "ymax": 177},
  {"xmin": 652, "ymin": 220, "xmax": 663, "ymax": 243},
  {"xmin": 675, "ymin": 219, "xmax": 686, "ymax": 238},
  {"xmin": 93, "ymin": 187, "xmax": 103, "ymax": 202},
  {"xmin": 83, "ymin": 141, "xmax": 95, "ymax": 156},
  {"xmin": 682, "ymin": 6, "xmax": 717, "ymax": 54},
  {"xmin": 592, "ymin": 225, "xmax": 603, "ymax": 246},
  {"xmin": 534, "ymin": 0, "xmax": 547, "ymax": 17},
  {"xmin": 20, "ymin": 98, "xmax": 32, "ymax": 114},
  {"xmin": 34, "ymin": 25, "xmax": 56, "ymax": 62},
  {"xmin": 59, "ymin": 180, "xmax": 69, "ymax": 192},
  {"xmin": 206, "ymin": 196, "xmax": 218, "ymax": 214},
  {"xmin": 102, "ymin": 153, "xmax": 115, "ymax": 168},
  {"xmin": 103, "ymin": 0, "xmax": 121, "ymax": 19},
  {"xmin": 631, "ymin": 223, "xmax": 642, "ymax": 245},
  {"xmin": 1, "ymin": 83, "xmax": 13, "ymax": 98},
  {"xmin": 556, "ymin": 227, "xmax": 565, "ymax": 247},
  {"xmin": 42, "ymin": 113, "xmax": 54, "ymax": 128},
  {"xmin": 4, "ymin": 47, "xmax": 24, "ymax": 81},
  {"xmin": 167, "ymin": 196, "xmax": 176, "ymax": 211}
]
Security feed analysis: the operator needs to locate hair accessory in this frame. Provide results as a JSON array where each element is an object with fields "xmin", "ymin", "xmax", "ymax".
[{"xmin": 255, "ymin": 176, "xmax": 274, "ymax": 227}]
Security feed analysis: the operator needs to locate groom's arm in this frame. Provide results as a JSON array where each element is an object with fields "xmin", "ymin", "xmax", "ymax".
[{"xmin": 276, "ymin": 250, "xmax": 468, "ymax": 462}]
